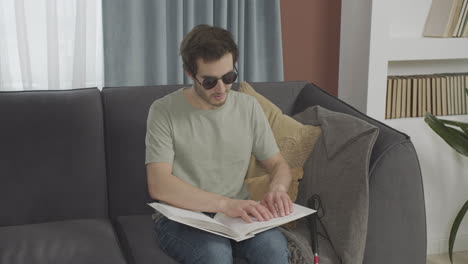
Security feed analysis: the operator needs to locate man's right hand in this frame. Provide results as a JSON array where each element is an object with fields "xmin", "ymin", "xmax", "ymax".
[{"xmin": 219, "ymin": 199, "xmax": 274, "ymax": 223}]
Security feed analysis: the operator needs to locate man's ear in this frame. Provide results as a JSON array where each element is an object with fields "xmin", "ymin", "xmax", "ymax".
[{"xmin": 184, "ymin": 70, "xmax": 194, "ymax": 80}]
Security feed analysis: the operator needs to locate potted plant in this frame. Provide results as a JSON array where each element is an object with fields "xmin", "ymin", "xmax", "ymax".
[{"xmin": 424, "ymin": 88, "xmax": 468, "ymax": 263}]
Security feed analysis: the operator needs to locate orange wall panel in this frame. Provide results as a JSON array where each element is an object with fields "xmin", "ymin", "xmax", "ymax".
[{"xmin": 280, "ymin": 0, "xmax": 341, "ymax": 96}]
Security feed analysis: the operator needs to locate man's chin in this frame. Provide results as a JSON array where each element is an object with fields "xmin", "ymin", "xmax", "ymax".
[
  {"xmin": 210, "ymin": 100, "xmax": 226, "ymax": 107},
  {"xmin": 210, "ymin": 94, "xmax": 227, "ymax": 107}
]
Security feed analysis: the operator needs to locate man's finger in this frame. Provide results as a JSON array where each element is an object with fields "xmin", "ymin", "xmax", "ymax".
[
  {"xmin": 288, "ymin": 196, "xmax": 294, "ymax": 213},
  {"xmin": 266, "ymin": 199, "xmax": 278, "ymax": 218},
  {"xmin": 240, "ymin": 211, "xmax": 252, "ymax": 223},
  {"xmin": 276, "ymin": 195, "xmax": 285, "ymax": 217},
  {"xmin": 260, "ymin": 200, "xmax": 275, "ymax": 219},
  {"xmin": 247, "ymin": 206, "xmax": 265, "ymax": 222},
  {"xmin": 282, "ymin": 194, "xmax": 292, "ymax": 215},
  {"xmin": 256, "ymin": 203, "xmax": 273, "ymax": 220},
  {"xmin": 279, "ymin": 193, "xmax": 290, "ymax": 215}
]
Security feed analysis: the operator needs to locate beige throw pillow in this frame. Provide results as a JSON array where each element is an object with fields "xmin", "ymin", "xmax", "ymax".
[
  {"xmin": 245, "ymin": 167, "xmax": 304, "ymax": 201},
  {"xmin": 238, "ymin": 81, "xmax": 321, "ymax": 202}
]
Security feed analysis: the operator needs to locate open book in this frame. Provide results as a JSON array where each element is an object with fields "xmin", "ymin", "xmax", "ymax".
[{"xmin": 148, "ymin": 202, "xmax": 315, "ymax": 242}]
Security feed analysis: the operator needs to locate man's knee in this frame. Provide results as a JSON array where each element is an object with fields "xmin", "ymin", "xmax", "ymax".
[
  {"xmin": 246, "ymin": 229, "xmax": 289, "ymax": 263},
  {"xmin": 196, "ymin": 240, "xmax": 233, "ymax": 263}
]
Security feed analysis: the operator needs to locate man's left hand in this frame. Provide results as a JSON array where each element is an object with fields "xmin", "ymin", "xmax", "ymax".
[{"xmin": 260, "ymin": 187, "xmax": 293, "ymax": 218}]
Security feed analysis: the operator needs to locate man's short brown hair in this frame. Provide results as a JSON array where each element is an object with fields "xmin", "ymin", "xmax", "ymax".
[{"xmin": 180, "ymin": 24, "xmax": 238, "ymax": 76}]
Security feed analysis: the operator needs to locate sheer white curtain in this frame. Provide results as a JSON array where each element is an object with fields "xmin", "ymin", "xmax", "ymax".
[{"xmin": 0, "ymin": 0, "xmax": 103, "ymax": 91}]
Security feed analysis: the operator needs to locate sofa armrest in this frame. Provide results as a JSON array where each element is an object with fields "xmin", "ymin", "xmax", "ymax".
[
  {"xmin": 364, "ymin": 140, "xmax": 426, "ymax": 263},
  {"xmin": 293, "ymin": 83, "xmax": 427, "ymax": 264}
]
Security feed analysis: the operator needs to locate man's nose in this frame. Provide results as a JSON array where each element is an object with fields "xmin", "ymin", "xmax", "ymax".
[{"xmin": 213, "ymin": 79, "xmax": 226, "ymax": 92}]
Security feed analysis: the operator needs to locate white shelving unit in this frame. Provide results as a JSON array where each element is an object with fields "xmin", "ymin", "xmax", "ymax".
[
  {"xmin": 388, "ymin": 38, "xmax": 468, "ymax": 61},
  {"xmin": 339, "ymin": 0, "xmax": 468, "ymax": 120},
  {"xmin": 339, "ymin": 0, "xmax": 468, "ymax": 255}
]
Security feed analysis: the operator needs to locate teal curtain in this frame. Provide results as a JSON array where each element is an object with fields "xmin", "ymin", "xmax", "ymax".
[{"xmin": 102, "ymin": 0, "xmax": 284, "ymax": 86}]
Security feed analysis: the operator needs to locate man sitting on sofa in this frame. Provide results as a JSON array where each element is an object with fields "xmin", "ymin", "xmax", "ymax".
[{"xmin": 145, "ymin": 24, "xmax": 293, "ymax": 264}]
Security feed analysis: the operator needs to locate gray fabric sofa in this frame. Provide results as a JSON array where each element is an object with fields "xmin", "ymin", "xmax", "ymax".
[{"xmin": 0, "ymin": 81, "xmax": 426, "ymax": 264}]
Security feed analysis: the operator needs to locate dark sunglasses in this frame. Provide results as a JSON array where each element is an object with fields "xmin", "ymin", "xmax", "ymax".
[{"xmin": 194, "ymin": 67, "xmax": 238, "ymax": 89}]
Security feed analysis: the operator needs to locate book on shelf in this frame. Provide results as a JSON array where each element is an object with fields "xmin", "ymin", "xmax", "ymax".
[
  {"xmin": 413, "ymin": 78, "xmax": 418, "ymax": 117},
  {"xmin": 457, "ymin": 0, "xmax": 468, "ymax": 36},
  {"xmin": 455, "ymin": 75, "xmax": 459, "ymax": 114},
  {"xmin": 452, "ymin": 75, "xmax": 457, "ymax": 114},
  {"xmin": 426, "ymin": 77, "xmax": 433, "ymax": 115},
  {"xmin": 462, "ymin": 75, "xmax": 467, "ymax": 113},
  {"xmin": 401, "ymin": 78, "xmax": 407, "ymax": 118},
  {"xmin": 448, "ymin": 76, "xmax": 453, "ymax": 115},
  {"xmin": 453, "ymin": 0, "xmax": 468, "ymax": 37},
  {"xmin": 441, "ymin": 76, "xmax": 448, "ymax": 116},
  {"xmin": 422, "ymin": 77, "xmax": 427, "ymax": 116},
  {"xmin": 453, "ymin": 74, "xmax": 461, "ymax": 115},
  {"xmin": 396, "ymin": 78, "xmax": 402, "ymax": 118},
  {"xmin": 456, "ymin": 75, "xmax": 462, "ymax": 113},
  {"xmin": 460, "ymin": 75, "xmax": 467, "ymax": 113},
  {"xmin": 462, "ymin": 0, "xmax": 468, "ymax": 36},
  {"xmin": 465, "ymin": 75, "xmax": 468, "ymax": 110},
  {"xmin": 386, "ymin": 78, "xmax": 393, "ymax": 119},
  {"xmin": 463, "ymin": 14, "xmax": 468, "ymax": 36},
  {"xmin": 431, "ymin": 77, "xmax": 437, "ymax": 115},
  {"xmin": 460, "ymin": 75, "xmax": 465, "ymax": 113},
  {"xmin": 423, "ymin": 0, "xmax": 465, "ymax": 37},
  {"xmin": 418, "ymin": 77, "xmax": 424, "ymax": 117},
  {"xmin": 385, "ymin": 73, "xmax": 468, "ymax": 119},
  {"xmin": 391, "ymin": 77, "xmax": 398, "ymax": 119},
  {"xmin": 452, "ymin": 75, "xmax": 456, "ymax": 114},
  {"xmin": 406, "ymin": 77, "xmax": 412, "ymax": 117},
  {"xmin": 436, "ymin": 76, "xmax": 442, "ymax": 116},
  {"xmin": 147, "ymin": 202, "xmax": 315, "ymax": 242},
  {"xmin": 455, "ymin": 76, "xmax": 463, "ymax": 114}
]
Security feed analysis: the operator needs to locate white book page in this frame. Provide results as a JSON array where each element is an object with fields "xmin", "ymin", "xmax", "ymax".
[
  {"xmin": 148, "ymin": 202, "xmax": 218, "ymax": 223},
  {"xmin": 173, "ymin": 218, "xmax": 254, "ymax": 242},
  {"xmin": 213, "ymin": 203, "xmax": 315, "ymax": 237},
  {"xmin": 148, "ymin": 202, "xmax": 315, "ymax": 241},
  {"xmin": 148, "ymin": 203, "xmax": 238, "ymax": 238}
]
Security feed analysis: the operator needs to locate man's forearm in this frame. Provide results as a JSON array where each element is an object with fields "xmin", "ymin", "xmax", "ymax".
[
  {"xmin": 148, "ymin": 169, "xmax": 275, "ymax": 222},
  {"xmin": 259, "ymin": 154, "xmax": 293, "ymax": 216},
  {"xmin": 268, "ymin": 159, "xmax": 292, "ymax": 192},
  {"xmin": 149, "ymin": 171, "xmax": 230, "ymax": 213}
]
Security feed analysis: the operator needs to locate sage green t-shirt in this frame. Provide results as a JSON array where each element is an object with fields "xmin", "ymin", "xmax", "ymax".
[{"xmin": 145, "ymin": 88, "xmax": 279, "ymax": 200}]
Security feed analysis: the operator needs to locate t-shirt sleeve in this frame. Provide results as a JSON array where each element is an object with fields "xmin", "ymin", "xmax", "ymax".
[
  {"xmin": 145, "ymin": 102, "xmax": 175, "ymax": 164},
  {"xmin": 251, "ymin": 99, "xmax": 279, "ymax": 161}
]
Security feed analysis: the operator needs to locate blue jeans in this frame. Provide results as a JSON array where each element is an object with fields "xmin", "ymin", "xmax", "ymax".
[{"xmin": 154, "ymin": 216, "xmax": 289, "ymax": 264}]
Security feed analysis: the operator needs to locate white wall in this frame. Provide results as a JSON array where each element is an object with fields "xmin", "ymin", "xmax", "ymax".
[
  {"xmin": 386, "ymin": 116, "xmax": 468, "ymax": 254},
  {"xmin": 338, "ymin": 0, "xmax": 371, "ymax": 113},
  {"xmin": 339, "ymin": 0, "xmax": 468, "ymax": 255}
]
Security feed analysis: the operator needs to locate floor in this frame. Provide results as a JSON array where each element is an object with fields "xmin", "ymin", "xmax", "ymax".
[{"xmin": 427, "ymin": 251, "xmax": 468, "ymax": 264}]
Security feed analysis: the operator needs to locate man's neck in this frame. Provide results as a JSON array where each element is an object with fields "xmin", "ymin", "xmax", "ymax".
[{"xmin": 183, "ymin": 87, "xmax": 213, "ymax": 110}]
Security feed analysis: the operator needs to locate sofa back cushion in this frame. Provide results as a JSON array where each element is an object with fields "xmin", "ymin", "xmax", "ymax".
[
  {"xmin": 0, "ymin": 88, "xmax": 108, "ymax": 226},
  {"xmin": 102, "ymin": 81, "xmax": 306, "ymax": 218},
  {"xmin": 292, "ymin": 83, "xmax": 408, "ymax": 168},
  {"xmin": 102, "ymin": 85, "xmax": 184, "ymax": 217}
]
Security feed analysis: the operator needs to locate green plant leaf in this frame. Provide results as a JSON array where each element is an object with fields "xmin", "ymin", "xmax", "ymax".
[
  {"xmin": 447, "ymin": 126, "xmax": 468, "ymax": 141},
  {"xmin": 462, "ymin": 127, "xmax": 468, "ymax": 135},
  {"xmin": 449, "ymin": 200, "xmax": 468, "ymax": 263},
  {"xmin": 437, "ymin": 118, "xmax": 468, "ymax": 137},
  {"xmin": 424, "ymin": 113, "xmax": 468, "ymax": 157},
  {"xmin": 439, "ymin": 119, "xmax": 468, "ymax": 129}
]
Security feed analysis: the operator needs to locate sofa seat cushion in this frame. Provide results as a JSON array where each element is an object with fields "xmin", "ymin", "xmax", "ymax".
[
  {"xmin": 116, "ymin": 214, "xmax": 339, "ymax": 263},
  {"xmin": 114, "ymin": 214, "xmax": 177, "ymax": 264},
  {"xmin": 116, "ymin": 214, "xmax": 248, "ymax": 264},
  {"xmin": 0, "ymin": 218, "xmax": 126, "ymax": 264}
]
